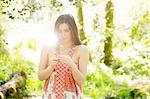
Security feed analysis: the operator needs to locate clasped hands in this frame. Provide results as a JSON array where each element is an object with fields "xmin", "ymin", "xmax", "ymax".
[{"xmin": 50, "ymin": 55, "xmax": 75, "ymax": 69}]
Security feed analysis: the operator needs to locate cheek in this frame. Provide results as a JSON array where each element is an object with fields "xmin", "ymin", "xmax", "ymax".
[
  {"xmin": 63, "ymin": 32, "xmax": 71, "ymax": 38},
  {"xmin": 67, "ymin": 32, "xmax": 72, "ymax": 40},
  {"xmin": 57, "ymin": 33, "xmax": 62, "ymax": 41},
  {"xmin": 67, "ymin": 32, "xmax": 71, "ymax": 37}
]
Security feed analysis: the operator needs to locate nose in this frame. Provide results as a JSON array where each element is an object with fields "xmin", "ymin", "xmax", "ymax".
[
  {"xmin": 62, "ymin": 32, "xmax": 66, "ymax": 38},
  {"xmin": 58, "ymin": 32, "xmax": 65, "ymax": 41}
]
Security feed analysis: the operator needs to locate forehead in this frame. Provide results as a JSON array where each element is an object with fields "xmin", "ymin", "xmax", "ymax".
[{"xmin": 58, "ymin": 23, "xmax": 70, "ymax": 30}]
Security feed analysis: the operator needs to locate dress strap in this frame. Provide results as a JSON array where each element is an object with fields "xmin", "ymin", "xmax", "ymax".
[
  {"xmin": 55, "ymin": 45, "xmax": 79, "ymax": 58},
  {"xmin": 68, "ymin": 45, "xmax": 78, "ymax": 57},
  {"xmin": 68, "ymin": 45, "xmax": 80, "ymax": 70},
  {"xmin": 54, "ymin": 47, "xmax": 60, "ymax": 58}
]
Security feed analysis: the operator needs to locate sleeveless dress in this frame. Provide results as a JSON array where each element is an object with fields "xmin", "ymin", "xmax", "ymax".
[{"xmin": 42, "ymin": 45, "xmax": 82, "ymax": 99}]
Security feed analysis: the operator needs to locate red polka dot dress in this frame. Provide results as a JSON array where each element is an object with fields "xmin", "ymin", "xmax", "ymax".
[{"xmin": 42, "ymin": 45, "xmax": 82, "ymax": 99}]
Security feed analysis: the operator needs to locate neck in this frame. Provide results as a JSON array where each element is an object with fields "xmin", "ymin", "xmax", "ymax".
[{"xmin": 59, "ymin": 42, "xmax": 74, "ymax": 50}]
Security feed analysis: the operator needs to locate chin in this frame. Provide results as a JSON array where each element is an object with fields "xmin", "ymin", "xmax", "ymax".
[{"xmin": 63, "ymin": 39, "xmax": 68, "ymax": 42}]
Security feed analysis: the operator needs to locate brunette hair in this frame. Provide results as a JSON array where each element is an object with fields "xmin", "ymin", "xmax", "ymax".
[{"xmin": 54, "ymin": 14, "xmax": 81, "ymax": 45}]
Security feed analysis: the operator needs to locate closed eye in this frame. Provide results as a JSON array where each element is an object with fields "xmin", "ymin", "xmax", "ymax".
[{"xmin": 64, "ymin": 29, "xmax": 70, "ymax": 32}]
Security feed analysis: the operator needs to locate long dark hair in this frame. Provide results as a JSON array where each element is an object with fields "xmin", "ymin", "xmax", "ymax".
[{"xmin": 54, "ymin": 14, "xmax": 81, "ymax": 45}]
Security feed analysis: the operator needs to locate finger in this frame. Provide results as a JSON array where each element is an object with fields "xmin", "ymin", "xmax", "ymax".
[
  {"xmin": 51, "ymin": 56, "xmax": 58, "ymax": 60},
  {"xmin": 52, "ymin": 58, "xmax": 58, "ymax": 61},
  {"xmin": 58, "ymin": 59, "xmax": 64, "ymax": 63},
  {"xmin": 50, "ymin": 60, "xmax": 57, "ymax": 65},
  {"xmin": 50, "ymin": 62, "xmax": 57, "ymax": 68},
  {"xmin": 59, "ymin": 55, "xmax": 69, "ymax": 60},
  {"xmin": 59, "ymin": 55, "xmax": 67, "ymax": 57},
  {"xmin": 50, "ymin": 60, "xmax": 57, "ymax": 64},
  {"xmin": 57, "ymin": 56, "xmax": 63, "ymax": 60}
]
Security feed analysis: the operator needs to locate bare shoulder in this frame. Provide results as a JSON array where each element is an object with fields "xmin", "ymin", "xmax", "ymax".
[
  {"xmin": 42, "ymin": 45, "xmax": 50, "ymax": 52},
  {"xmin": 41, "ymin": 44, "xmax": 54, "ymax": 54},
  {"xmin": 78, "ymin": 45, "xmax": 89, "ymax": 55}
]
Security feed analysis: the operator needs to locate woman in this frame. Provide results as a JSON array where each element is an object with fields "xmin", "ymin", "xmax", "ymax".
[{"xmin": 38, "ymin": 14, "xmax": 89, "ymax": 99}]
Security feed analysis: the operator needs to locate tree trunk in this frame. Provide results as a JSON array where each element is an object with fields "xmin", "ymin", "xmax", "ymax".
[
  {"xmin": 0, "ymin": 70, "xmax": 26, "ymax": 99},
  {"xmin": 104, "ymin": 0, "xmax": 114, "ymax": 66},
  {"xmin": 76, "ymin": 2, "xmax": 87, "ymax": 45}
]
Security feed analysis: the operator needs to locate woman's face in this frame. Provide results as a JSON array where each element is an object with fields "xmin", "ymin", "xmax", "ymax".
[{"xmin": 57, "ymin": 23, "xmax": 72, "ymax": 44}]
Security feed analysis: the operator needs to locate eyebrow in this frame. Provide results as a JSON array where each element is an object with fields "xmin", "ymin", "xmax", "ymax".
[{"xmin": 59, "ymin": 28, "xmax": 70, "ymax": 31}]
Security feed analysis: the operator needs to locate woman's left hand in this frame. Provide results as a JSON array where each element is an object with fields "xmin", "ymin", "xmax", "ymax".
[{"xmin": 58, "ymin": 55, "xmax": 74, "ymax": 68}]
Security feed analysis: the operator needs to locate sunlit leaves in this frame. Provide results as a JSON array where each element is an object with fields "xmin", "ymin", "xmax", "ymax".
[
  {"xmin": 1, "ymin": 0, "xmax": 42, "ymax": 20},
  {"xmin": 28, "ymin": 39, "xmax": 37, "ymax": 51},
  {"xmin": 68, "ymin": 0, "xmax": 86, "ymax": 6},
  {"xmin": 0, "ymin": 0, "xmax": 149, "ymax": 98},
  {"xmin": 49, "ymin": 0, "xmax": 63, "ymax": 12},
  {"xmin": 0, "ymin": 21, "xmax": 8, "ymax": 55}
]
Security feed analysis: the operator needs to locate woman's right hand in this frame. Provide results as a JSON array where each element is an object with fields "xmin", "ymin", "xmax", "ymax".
[{"xmin": 49, "ymin": 60, "xmax": 57, "ymax": 69}]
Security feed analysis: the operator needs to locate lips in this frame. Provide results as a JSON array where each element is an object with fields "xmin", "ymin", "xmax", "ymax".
[{"xmin": 58, "ymin": 36, "xmax": 68, "ymax": 42}]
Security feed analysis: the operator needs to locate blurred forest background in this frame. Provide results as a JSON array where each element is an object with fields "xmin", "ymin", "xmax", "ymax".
[{"xmin": 0, "ymin": 0, "xmax": 150, "ymax": 98}]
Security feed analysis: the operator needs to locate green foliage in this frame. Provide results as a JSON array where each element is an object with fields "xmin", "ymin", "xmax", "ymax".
[
  {"xmin": 0, "ymin": 0, "xmax": 42, "ymax": 20},
  {"xmin": 105, "ymin": 0, "xmax": 114, "ymax": 28},
  {"xmin": 0, "ymin": 22, "xmax": 8, "ymax": 55},
  {"xmin": 84, "ymin": 11, "xmax": 150, "ymax": 99},
  {"xmin": 103, "ymin": 0, "xmax": 114, "ymax": 67},
  {"xmin": 28, "ymin": 39, "xmax": 37, "ymax": 51},
  {"xmin": 84, "ymin": 63, "xmax": 150, "ymax": 98},
  {"xmin": 0, "ymin": 0, "xmax": 149, "ymax": 98},
  {"xmin": 50, "ymin": 0, "xmax": 63, "ymax": 11},
  {"xmin": 68, "ymin": 0, "xmax": 86, "ymax": 6},
  {"xmin": 114, "ymin": 87, "xmax": 149, "ymax": 99},
  {"xmin": 0, "ymin": 54, "xmax": 42, "ymax": 97},
  {"xmin": 83, "ymin": 64, "xmax": 115, "ymax": 98},
  {"xmin": 115, "ymin": 87, "xmax": 134, "ymax": 99},
  {"xmin": 0, "ymin": 25, "xmax": 42, "ymax": 97}
]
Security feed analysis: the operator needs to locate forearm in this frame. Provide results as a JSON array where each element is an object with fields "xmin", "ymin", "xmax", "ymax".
[
  {"xmin": 70, "ymin": 63, "xmax": 85, "ymax": 86},
  {"xmin": 38, "ymin": 66, "xmax": 54, "ymax": 81}
]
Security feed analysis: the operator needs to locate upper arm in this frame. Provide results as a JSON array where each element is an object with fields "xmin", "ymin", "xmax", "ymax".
[
  {"xmin": 78, "ymin": 45, "xmax": 89, "ymax": 78},
  {"xmin": 39, "ymin": 46, "xmax": 49, "ymax": 71}
]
